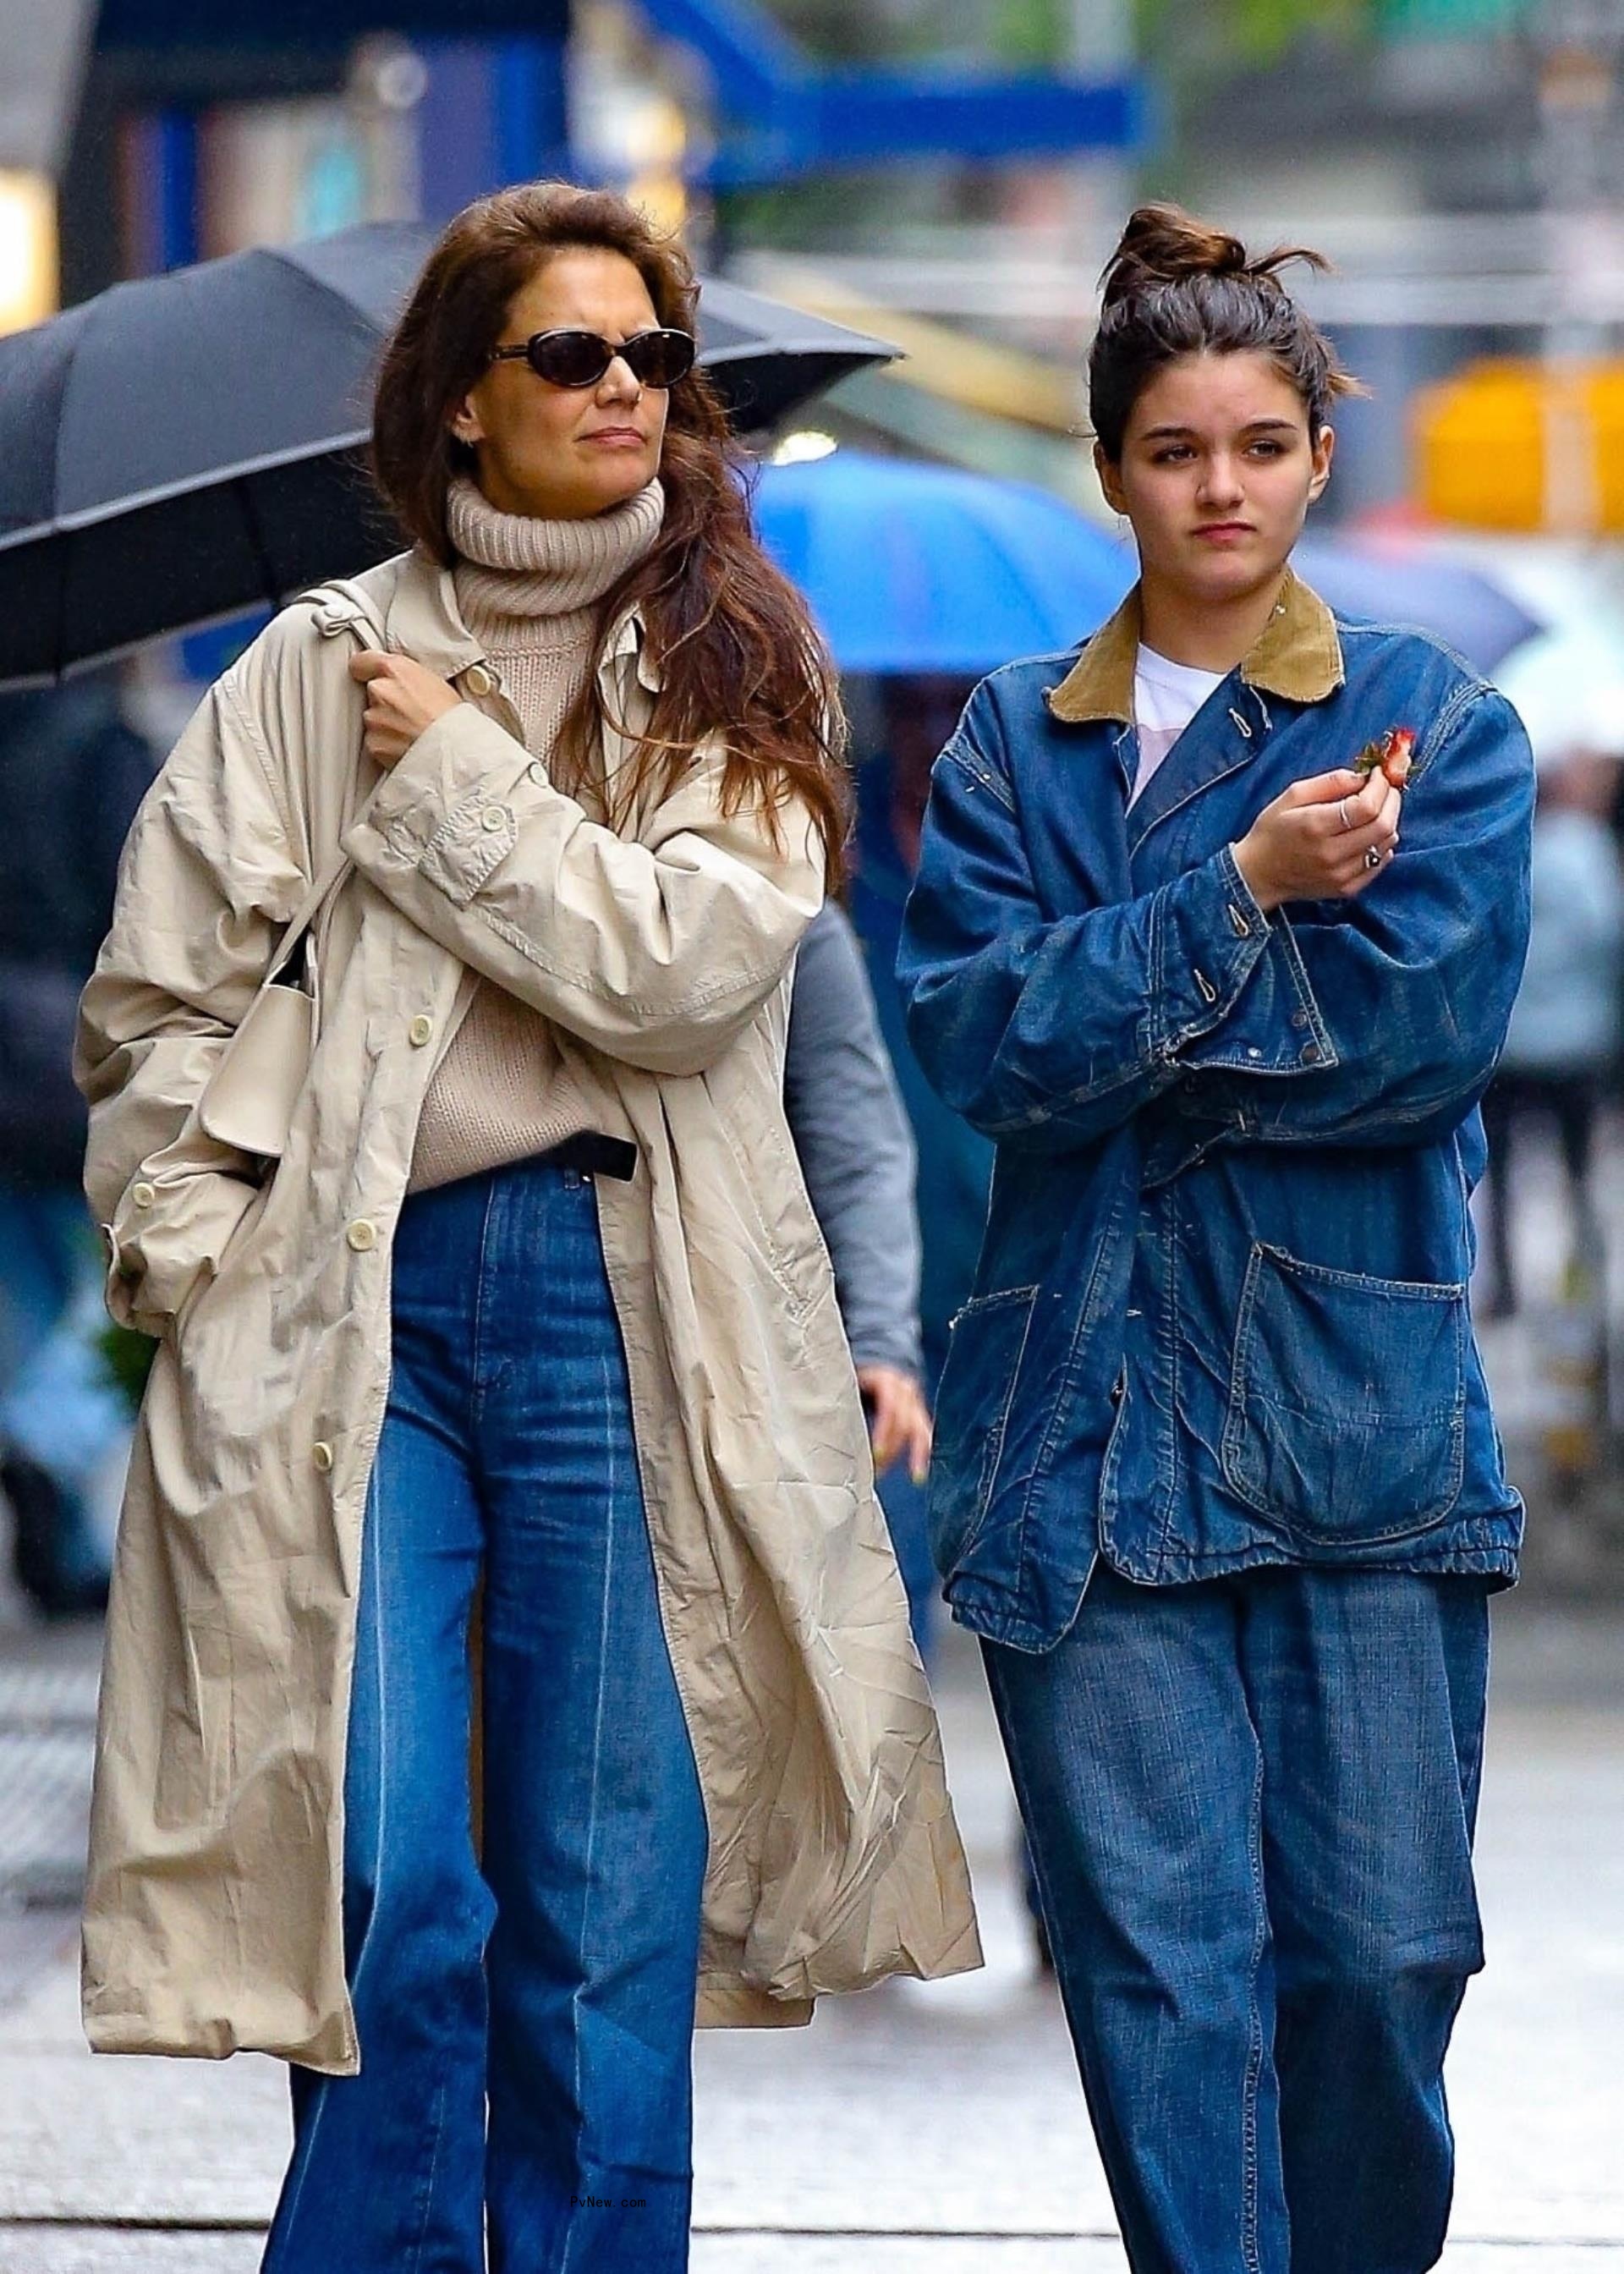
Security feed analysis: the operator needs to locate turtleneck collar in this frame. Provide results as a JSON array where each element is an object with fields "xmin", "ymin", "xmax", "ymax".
[{"xmin": 448, "ymin": 475, "xmax": 665, "ymax": 651}]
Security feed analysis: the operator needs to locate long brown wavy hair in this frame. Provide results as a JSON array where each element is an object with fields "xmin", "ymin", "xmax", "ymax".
[
  {"xmin": 372, "ymin": 181, "xmax": 848, "ymax": 881},
  {"xmin": 1089, "ymin": 203, "xmax": 1364, "ymax": 462}
]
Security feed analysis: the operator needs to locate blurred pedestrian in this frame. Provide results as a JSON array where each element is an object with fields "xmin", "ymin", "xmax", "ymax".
[
  {"xmin": 1479, "ymin": 739, "xmax": 1624, "ymax": 1319},
  {"xmin": 0, "ymin": 683, "xmax": 152, "ymax": 1617},
  {"xmin": 784, "ymin": 898, "xmax": 935, "ymax": 1647},
  {"xmin": 850, "ymin": 684, "xmax": 1057, "ymax": 1918},
  {"xmin": 74, "ymin": 182, "xmax": 977, "ymax": 2274},
  {"xmin": 853, "ymin": 675, "xmax": 993, "ymax": 1387},
  {"xmin": 900, "ymin": 204, "xmax": 1533, "ymax": 2274}
]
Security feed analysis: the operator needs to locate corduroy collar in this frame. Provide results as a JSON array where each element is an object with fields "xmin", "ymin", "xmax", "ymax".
[{"xmin": 1044, "ymin": 566, "xmax": 1345, "ymax": 727}]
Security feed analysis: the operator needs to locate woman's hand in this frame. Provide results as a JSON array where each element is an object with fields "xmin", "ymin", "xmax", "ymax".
[
  {"xmin": 1232, "ymin": 765, "xmax": 1402, "ymax": 915},
  {"xmin": 348, "ymin": 651, "xmax": 463, "ymax": 767},
  {"xmin": 857, "ymin": 1364, "xmax": 934, "ymax": 1486}
]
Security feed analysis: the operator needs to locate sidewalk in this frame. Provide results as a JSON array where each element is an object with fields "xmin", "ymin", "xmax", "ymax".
[{"xmin": 2, "ymin": 1585, "xmax": 1621, "ymax": 2271}]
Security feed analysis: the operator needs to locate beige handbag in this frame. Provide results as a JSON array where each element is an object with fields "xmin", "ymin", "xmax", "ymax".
[
  {"xmin": 198, "ymin": 587, "xmax": 384, "ymax": 1160},
  {"xmin": 196, "ymin": 844, "xmax": 351, "ymax": 1158}
]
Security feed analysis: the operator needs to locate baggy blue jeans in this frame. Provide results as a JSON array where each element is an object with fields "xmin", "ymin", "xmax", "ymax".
[
  {"xmin": 262, "ymin": 1157, "xmax": 709, "ymax": 2274},
  {"xmin": 984, "ymin": 1563, "xmax": 1489, "ymax": 2274}
]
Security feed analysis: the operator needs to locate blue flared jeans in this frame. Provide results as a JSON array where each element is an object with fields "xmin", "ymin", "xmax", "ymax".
[
  {"xmin": 985, "ymin": 1563, "xmax": 1489, "ymax": 2274},
  {"xmin": 262, "ymin": 1156, "xmax": 709, "ymax": 2274}
]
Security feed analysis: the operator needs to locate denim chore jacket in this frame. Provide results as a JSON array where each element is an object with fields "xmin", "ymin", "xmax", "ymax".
[{"xmin": 898, "ymin": 573, "xmax": 1535, "ymax": 1652}]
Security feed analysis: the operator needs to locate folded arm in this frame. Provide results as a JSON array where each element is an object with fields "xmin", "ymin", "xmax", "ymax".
[
  {"xmin": 341, "ymin": 701, "xmax": 824, "ymax": 1079},
  {"xmin": 897, "ymin": 705, "xmax": 1283, "ymax": 1151},
  {"xmin": 1176, "ymin": 686, "xmax": 1534, "ymax": 1147}
]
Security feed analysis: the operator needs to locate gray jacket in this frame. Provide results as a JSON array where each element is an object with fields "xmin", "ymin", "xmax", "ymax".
[{"xmin": 786, "ymin": 899, "xmax": 924, "ymax": 1378}]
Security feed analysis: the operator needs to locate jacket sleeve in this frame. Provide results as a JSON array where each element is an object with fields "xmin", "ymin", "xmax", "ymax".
[
  {"xmin": 74, "ymin": 675, "xmax": 305, "ymax": 1334},
  {"xmin": 1174, "ymin": 686, "xmax": 1534, "ymax": 1147},
  {"xmin": 897, "ymin": 698, "xmax": 1280, "ymax": 1151},
  {"xmin": 784, "ymin": 901, "xmax": 924, "ymax": 1377},
  {"xmin": 341, "ymin": 702, "xmax": 824, "ymax": 1079}
]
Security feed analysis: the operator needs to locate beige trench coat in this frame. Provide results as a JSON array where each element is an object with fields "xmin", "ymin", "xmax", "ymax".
[{"xmin": 75, "ymin": 548, "xmax": 980, "ymax": 2074}]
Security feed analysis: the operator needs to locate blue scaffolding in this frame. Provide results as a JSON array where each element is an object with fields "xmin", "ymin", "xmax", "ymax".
[{"xmin": 634, "ymin": 0, "xmax": 1144, "ymax": 183}]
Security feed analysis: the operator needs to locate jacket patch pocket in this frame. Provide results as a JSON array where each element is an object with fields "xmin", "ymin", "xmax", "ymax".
[
  {"xmin": 929, "ymin": 1286, "xmax": 1038, "ymax": 1574},
  {"xmin": 1221, "ymin": 1244, "xmax": 1467, "ymax": 1546}
]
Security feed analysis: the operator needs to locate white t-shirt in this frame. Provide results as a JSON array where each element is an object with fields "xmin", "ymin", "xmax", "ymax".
[{"xmin": 1130, "ymin": 645, "xmax": 1226, "ymax": 809}]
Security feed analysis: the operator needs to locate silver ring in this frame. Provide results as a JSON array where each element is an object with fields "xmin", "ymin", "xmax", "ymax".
[
  {"xmin": 1338, "ymin": 797, "xmax": 1355, "ymax": 832},
  {"xmin": 1363, "ymin": 846, "xmax": 1383, "ymax": 871}
]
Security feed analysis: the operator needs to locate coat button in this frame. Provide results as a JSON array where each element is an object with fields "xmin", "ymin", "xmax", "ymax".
[
  {"xmin": 480, "ymin": 806, "xmax": 508, "ymax": 833},
  {"xmin": 409, "ymin": 1014, "xmax": 433, "ymax": 1048},
  {"xmin": 463, "ymin": 662, "xmax": 497, "ymax": 697},
  {"xmin": 312, "ymin": 1442, "xmax": 334, "ymax": 1473},
  {"xmin": 346, "ymin": 1218, "xmax": 378, "ymax": 1252},
  {"xmin": 131, "ymin": 1180, "xmax": 156, "ymax": 1209},
  {"xmin": 1300, "ymin": 1043, "xmax": 1322, "ymax": 1065},
  {"xmin": 526, "ymin": 761, "xmax": 546, "ymax": 785}
]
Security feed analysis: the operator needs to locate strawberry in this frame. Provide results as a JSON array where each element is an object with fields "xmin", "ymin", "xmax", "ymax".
[{"xmin": 1352, "ymin": 727, "xmax": 1416, "ymax": 789}]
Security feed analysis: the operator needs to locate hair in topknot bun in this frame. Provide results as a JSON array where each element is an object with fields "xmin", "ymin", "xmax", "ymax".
[{"xmin": 1089, "ymin": 202, "xmax": 1362, "ymax": 460}]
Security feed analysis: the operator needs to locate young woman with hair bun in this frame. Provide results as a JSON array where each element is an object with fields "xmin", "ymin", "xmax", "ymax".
[{"xmin": 901, "ymin": 203, "xmax": 1533, "ymax": 2272}]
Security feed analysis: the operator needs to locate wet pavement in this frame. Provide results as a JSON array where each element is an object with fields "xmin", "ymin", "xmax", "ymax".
[{"xmin": 0, "ymin": 1576, "xmax": 1620, "ymax": 2271}]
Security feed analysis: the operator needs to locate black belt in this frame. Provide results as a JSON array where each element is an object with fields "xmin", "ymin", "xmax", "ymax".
[{"xmin": 544, "ymin": 1131, "xmax": 638, "ymax": 1183}]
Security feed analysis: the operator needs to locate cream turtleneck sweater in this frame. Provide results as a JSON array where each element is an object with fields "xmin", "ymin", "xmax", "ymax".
[{"xmin": 407, "ymin": 475, "xmax": 665, "ymax": 1194}]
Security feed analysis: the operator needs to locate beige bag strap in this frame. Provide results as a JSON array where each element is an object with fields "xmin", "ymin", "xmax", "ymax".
[
  {"xmin": 197, "ymin": 587, "xmax": 392, "ymax": 1158},
  {"xmin": 266, "ymin": 579, "xmax": 392, "ymax": 979},
  {"xmin": 266, "ymin": 842, "xmax": 350, "ymax": 983}
]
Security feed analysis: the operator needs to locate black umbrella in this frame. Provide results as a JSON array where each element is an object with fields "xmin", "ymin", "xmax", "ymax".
[{"xmin": 0, "ymin": 223, "xmax": 897, "ymax": 686}]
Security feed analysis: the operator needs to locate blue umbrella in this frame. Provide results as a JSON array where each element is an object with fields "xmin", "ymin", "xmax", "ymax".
[
  {"xmin": 1293, "ymin": 536, "xmax": 1541, "ymax": 676},
  {"xmin": 750, "ymin": 451, "xmax": 1133, "ymax": 674}
]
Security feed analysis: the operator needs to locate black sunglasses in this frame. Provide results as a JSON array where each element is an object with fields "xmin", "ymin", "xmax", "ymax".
[{"xmin": 487, "ymin": 327, "xmax": 697, "ymax": 391}]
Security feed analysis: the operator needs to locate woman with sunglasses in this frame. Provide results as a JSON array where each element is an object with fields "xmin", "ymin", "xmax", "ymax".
[
  {"xmin": 75, "ymin": 182, "xmax": 978, "ymax": 2274},
  {"xmin": 899, "ymin": 205, "xmax": 1533, "ymax": 2272}
]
